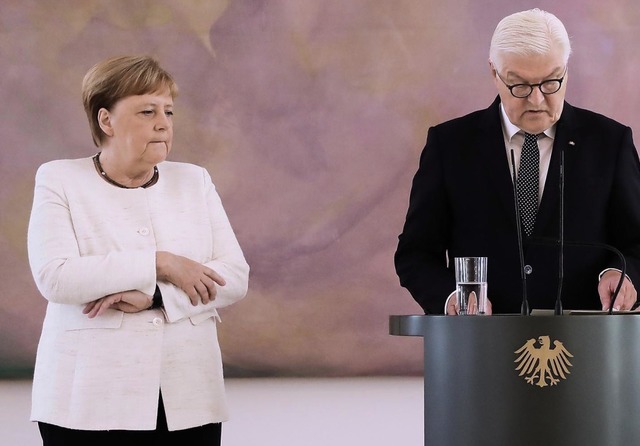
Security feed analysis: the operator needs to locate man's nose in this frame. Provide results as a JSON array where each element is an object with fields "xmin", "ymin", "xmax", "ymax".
[{"xmin": 527, "ymin": 87, "xmax": 545, "ymax": 106}]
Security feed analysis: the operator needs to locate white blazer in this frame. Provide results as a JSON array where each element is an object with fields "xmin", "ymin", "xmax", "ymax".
[{"xmin": 27, "ymin": 156, "xmax": 249, "ymax": 431}]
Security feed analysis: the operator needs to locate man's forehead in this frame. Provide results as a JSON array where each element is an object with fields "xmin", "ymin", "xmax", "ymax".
[{"xmin": 499, "ymin": 53, "xmax": 566, "ymax": 80}]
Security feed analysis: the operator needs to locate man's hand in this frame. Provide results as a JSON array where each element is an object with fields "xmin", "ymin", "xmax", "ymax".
[
  {"xmin": 598, "ymin": 270, "xmax": 637, "ymax": 311},
  {"xmin": 156, "ymin": 251, "xmax": 226, "ymax": 306},
  {"xmin": 446, "ymin": 293, "xmax": 493, "ymax": 315},
  {"xmin": 83, "ymin": 290, "xmax": 153, "ymax": 318}
]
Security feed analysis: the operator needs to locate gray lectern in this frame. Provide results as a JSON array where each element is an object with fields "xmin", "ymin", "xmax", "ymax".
[{"xmin": 390, "ymin": 314, "xmax": 640, "ymax": 446}]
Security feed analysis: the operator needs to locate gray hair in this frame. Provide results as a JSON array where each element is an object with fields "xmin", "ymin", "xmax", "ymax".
[{"xmin": 489, "ymin": 9, "xmax": 571, "ymax": 71}]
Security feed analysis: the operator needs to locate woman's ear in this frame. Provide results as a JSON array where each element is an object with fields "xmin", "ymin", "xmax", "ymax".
[{"xmin": 97, "ymin": 108, "xmax": 114, "ymax": 137}]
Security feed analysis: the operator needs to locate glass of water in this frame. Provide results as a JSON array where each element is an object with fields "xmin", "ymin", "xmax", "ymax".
[{"xmin": 454, "ymin": 257, "xmax": 488, "ymax": 315}]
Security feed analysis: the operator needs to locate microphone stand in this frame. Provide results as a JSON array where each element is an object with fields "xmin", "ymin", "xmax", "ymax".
[
  {"xmin": 552, "ymin": 142, "xmax": 625, "ymax": 314},
  {"xmin": 511, "ymin": 139, "xmax": 624, "ymax": 314},
  {"xmin": 510, "ymin": 150, "xmax": 529, "ymax": 315},
  {"xmin": 529, "ymin": 237, "xmax": 626, "ymax": 314},
  {"xmin": 555, "ymin": 147, "xmax": 565, "ymax": 315}
]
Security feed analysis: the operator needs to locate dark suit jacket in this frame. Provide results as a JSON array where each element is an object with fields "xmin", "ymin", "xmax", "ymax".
[{"xmin": 395, "ymin": 97, "xmax": 640, "ymax": 314}]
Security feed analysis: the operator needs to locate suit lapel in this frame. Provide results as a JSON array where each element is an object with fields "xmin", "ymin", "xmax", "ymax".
[
  {"xmin": 535, "ymin": 102, "xmax": 578, "ymax": 235},
  {"xmin": 480, "ymin": 97, "xmax": 521, "ymax": 228}
]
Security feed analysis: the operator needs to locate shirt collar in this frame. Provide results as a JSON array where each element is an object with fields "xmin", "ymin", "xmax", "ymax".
[{"xmin": 499, "ymin": 103, "xmax": 556, "ymax": 142}]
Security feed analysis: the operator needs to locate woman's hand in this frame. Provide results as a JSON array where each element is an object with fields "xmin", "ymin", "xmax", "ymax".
[
  {"xmin": 156, "ymin": 251, "xmax": 226, "ymax": 306},
  {"xmin": 83, "ymin": 290, "xmax": 153, "ymax": 318}
]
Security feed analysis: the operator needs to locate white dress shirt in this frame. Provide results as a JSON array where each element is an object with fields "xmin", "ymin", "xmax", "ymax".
[{"xmin": 499, "ymin": 103, "xmax": 556, "ymax": 204}]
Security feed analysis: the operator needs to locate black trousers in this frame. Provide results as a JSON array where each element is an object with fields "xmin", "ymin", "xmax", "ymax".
[{"xmin": 38, "ymin": 393, "xmax": 222, "ymax": 446}]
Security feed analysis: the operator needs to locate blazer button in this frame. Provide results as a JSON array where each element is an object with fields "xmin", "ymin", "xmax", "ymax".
[
  {"xmin": 152, "ymin": 317, "xmax": 163, "ymax": 326},
  {"xmin": 524, "ymin": 265, "xmax": 533, "ymax": 275}
]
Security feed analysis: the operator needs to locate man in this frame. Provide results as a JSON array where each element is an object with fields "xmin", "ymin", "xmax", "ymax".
[{"xmin": 395, "ymin": 9, "xmax": 640, "ymax": 315}]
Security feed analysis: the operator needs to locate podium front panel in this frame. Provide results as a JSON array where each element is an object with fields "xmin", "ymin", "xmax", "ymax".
[{"xmin": 390, "ymin": 315, "xmax": 640, "ymax": 446}]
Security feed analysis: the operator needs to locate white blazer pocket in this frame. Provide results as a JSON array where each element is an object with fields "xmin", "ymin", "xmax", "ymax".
[
  {"xmin": 189, "ymin": 308, "xmax": 221, "ymax": 325},
  {"xmin": 43, "ymin": 302, "xmax": 124, "ymax": 331}
]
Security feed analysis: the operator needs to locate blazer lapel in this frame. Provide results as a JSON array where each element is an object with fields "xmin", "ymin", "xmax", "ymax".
[
  {"xmin": 480, "ymin": 97, "xmax": 521, "ymax": 227},
  {"xmin": 535, "ymin": 102, "xmax": 578, "ymax": 235}
]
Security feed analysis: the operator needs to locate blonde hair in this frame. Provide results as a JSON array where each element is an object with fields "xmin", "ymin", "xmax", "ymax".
[
  {"xmin": 489, "ymin": 9, "xmax": 571, "ymax": 71},
  {"xmin": 81, "ymin": 55, "xmax": 178, "ymax": 147}
]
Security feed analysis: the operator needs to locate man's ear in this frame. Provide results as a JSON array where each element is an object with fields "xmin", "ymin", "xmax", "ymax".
[
  {"xmin": 489, "ymin": 60, "xmax": 500, "ymax": 89},
  {"xmin": 97, "ymin": 108, "xmax": 114, "ymax": 137}
]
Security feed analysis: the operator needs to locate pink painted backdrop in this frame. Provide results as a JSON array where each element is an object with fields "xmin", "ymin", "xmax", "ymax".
[{"xmin": 2, "ymin": 1, "xmax": 640, "ymax": 376}]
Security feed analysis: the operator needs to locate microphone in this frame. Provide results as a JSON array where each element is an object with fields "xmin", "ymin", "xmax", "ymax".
[
  {"xmin": 509, "ymin": 149, "xmax": 529, "ymax": 315},
  {"xmin": 513, "ymin": 139, "xmax": 625, "ymax": 314},
  {"xmin": 557, "ymin": 140, "xmax": 625, "ymax": 313},
  {"xmin": 555, "ymin": 145, "xmax": 565, "ymax": 315},
  {"xmin": 529, "ymin": 237, "xmax": 626, "ymax": 314}
]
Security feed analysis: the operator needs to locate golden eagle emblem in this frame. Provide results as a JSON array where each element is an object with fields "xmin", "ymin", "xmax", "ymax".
[{"xmin": 514, "ymin": 335, "xmax": 573, "ymax": 387}]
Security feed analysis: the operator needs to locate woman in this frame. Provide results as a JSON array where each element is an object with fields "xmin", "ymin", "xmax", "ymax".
[{"xmin": 27, "ymin": 55, "xmax": 249, "ymax": 445}]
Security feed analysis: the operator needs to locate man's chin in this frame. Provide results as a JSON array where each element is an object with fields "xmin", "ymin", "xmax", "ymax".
[{"xmin": 520, "ymin": 117, "xmax": 552, "ymax": 134}]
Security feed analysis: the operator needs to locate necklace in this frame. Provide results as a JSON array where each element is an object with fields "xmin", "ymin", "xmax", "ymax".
[{"xmin": 93, "ymin": 152, "xmax": 159, "ymax": 189}]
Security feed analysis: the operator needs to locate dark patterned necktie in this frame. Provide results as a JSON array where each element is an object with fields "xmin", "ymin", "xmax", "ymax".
[{"xmin": 517, "ymin": 132, "xmax": 540, "ymax": 236}]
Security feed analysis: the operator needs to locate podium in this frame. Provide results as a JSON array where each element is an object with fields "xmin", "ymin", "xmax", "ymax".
[{"xmin": 390, "ymin": 314, "xmax": 640, "ymax": 446}]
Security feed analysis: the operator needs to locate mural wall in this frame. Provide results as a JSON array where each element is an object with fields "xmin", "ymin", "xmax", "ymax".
[{"xmin": 2, "ymin": 0, "xmax": 640, "ymax": 377}]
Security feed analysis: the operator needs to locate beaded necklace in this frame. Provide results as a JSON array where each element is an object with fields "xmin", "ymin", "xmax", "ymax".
[{"xmin": 92, "ymin": 152, "xmax": 158, "ymax": 189}]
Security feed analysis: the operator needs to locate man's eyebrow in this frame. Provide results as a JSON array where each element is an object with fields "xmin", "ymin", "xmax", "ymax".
[{"xmin": 505, "ymin": 67, "xmax": 565, "ymax": 83}]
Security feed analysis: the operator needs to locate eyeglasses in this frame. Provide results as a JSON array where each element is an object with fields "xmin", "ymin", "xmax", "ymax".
[{"xmin": 495, "ymin": 67, "xmax": 567, "ymax": 98}]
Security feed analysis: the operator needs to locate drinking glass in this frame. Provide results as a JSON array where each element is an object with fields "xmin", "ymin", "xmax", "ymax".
[{"xmin": 454, "ymin": 257, "xmax": 488, "ymax": 315}]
